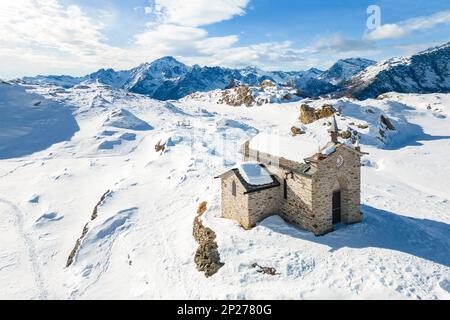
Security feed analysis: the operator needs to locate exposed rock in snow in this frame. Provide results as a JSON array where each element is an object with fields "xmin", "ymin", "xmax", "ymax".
[
  {"xmin": 185, "ymin": 83, "xmax": 301, "ymax": 107},
  {"xmin": 299, "ymin": 104, "xmax": 337, "ymax": 124},
  {"xmin": 220, "ymin": 85, "xmax": 255, "ymax": 107}
]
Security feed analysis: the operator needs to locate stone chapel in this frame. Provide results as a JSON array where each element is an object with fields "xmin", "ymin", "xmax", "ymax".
[{"xmin": 216, "ymin": 116, "xmax": 363, "ymax": 236}]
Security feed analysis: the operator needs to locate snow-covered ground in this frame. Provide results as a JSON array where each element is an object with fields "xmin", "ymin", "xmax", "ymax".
[{"xmin": 0, "ymin": 82, "xmax": 449, "ymax": 300}]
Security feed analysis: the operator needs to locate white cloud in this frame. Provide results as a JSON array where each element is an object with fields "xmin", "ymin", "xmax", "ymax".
[
  {"xmin": 0, "ymin": 0, "xmax": 133, "ymax": 76},
  {"xmin": 0, "ymin": 0, "xmax": 256, "ymax": 78},
  {"xmin": 0, "ymin": 0, "xmax": 386, "ymax": 78},
  {"xmin": 365, "ymin": 10, "xmax": 450, "ymax": 41},
  {"xmin": 131, "ymin": 0, "xmax": 324, "ymax": 71},
  {"xmin": 146, "ymin": 0, "xmax": 250, "ymax": 27},
  {"xmin": 313, "ymin": 34, "xmax": 375, "ymax": 52}
]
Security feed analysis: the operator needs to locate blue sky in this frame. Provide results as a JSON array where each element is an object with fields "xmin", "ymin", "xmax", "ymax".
[{"xmin": 0, "ymin": 0, "xmax": 449, "ymax": 78}]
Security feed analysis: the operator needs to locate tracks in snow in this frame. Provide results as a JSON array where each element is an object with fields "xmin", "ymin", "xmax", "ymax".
[{"xmin": 0, "ymin": 198, "xmax": 48, "ymax": 299}]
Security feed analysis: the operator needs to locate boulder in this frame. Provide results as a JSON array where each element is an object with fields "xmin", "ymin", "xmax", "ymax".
[
  {"xmin": 299, "ymin": 104, "xmax": 317, "ymax": 124},
  {"xmin": 339, "ymin": 130, "xmax": 352, "ymax": 139},
  {"xmin": 380, "ymin": 115, "xmax": 396, "ymax": 130},
  {"xmin": 316, "ymin": 104, "xmax": 336, "ymax": 119},
  {"xmin": 299, "ymin": 104, "xmax": 337, "ymax": 124}
]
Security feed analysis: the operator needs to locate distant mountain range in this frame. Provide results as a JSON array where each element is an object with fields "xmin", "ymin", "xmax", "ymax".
[
  {"xmin": 19, "ymin": 42, "xmax": 450, "ymax": 101},
  {"xmin": 346, "ymin": 42, "xmax": 450, "ymax": 99}
]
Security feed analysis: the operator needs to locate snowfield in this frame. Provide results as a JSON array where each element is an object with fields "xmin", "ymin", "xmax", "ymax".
[{"xmin": 0, "ymin": 81, "xmax": 449, "ymax": 300}]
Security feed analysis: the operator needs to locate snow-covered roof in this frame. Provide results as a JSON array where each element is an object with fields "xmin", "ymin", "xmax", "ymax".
[
  {"xmin": 321, "ymin": 143, "xmax": 337, "ymax": 156},
  {"xmin": 248, "ymin": 132, "xmax": 319, "ymax": 164},
  {"xmin": 238, "ymin": 163, "xmax": 273, "ymax": 186}
]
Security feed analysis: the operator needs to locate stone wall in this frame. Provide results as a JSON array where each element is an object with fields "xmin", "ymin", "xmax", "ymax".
[
  {"xmin": 279, "ymin": 173, "xmax": 315, "ymax": 232},
  {"xmin": 247, "ymin": 187, "xmax": 280, "ymax": 227},
  {"xmin": 243, "ymin": 146, "xmax": 318, "ymax": 233},
  {"xmin": 311, "ymin": 145, "xmax": 362, "ymax": 235},
  {"xmin": 221, "ymin": 172, "xmax": 251, "ymax": 228}
]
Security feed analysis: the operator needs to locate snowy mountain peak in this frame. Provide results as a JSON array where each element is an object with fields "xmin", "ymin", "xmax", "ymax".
[
  {"xmin": 346, "ymin": 42, "xmax": 450, "ymax": 99},
  {"xmin": 318, "ymin": 58, "xmax": 376, "ymax": 85},
  {"xmin": 148, "ymin": 56, "xmax": 188, "ymax": 69}
]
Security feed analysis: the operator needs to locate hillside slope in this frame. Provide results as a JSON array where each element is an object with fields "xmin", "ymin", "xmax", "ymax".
[
  {"xmin": 0, "ymin": 83, "xmax": 449, "ymax": 299},
  {"xmin": 346, "ymin": 43, "xmax": 450, "ymax": 99}
]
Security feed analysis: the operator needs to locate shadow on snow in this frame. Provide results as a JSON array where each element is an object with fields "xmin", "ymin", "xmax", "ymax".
[
  {"xmin": 0, "ymin": 93, "xmax": 79, "ymax": 160},
  {"xmin": 336, "ymin": 100, "xmax": 450, "ymax": 150},
  {"xmin": 261, "ymin": 204, "xmax": 450, "ymax": 267}
]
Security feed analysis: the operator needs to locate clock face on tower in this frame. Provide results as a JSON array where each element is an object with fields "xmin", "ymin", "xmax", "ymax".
[{"xmin": 336, "ymin": 155, "xmax": 344, "ymax": 168}]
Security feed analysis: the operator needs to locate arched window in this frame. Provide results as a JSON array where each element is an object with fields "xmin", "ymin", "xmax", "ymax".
[{"xmin": 232, "ymin": 181, "xmax": 237, "ymax": 197}]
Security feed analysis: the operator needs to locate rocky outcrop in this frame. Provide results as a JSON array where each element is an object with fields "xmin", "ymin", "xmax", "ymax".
[
  {"xmin": 218, "ymin": 85, "xmax": 255, "ymax": 107},
  {"xmin": 299, "ymin": 105, "xmax": 317, "ymax": 124},
  {"xmin": 193, "ymin": 202, "xmax": 224, "ymax": 278},
  {"xmin": 380, "ymin": 115, "xmax": 396, "ymax": 131},
  {"xmin": 378, "ymin": 114, "xmax": 396, "ymax": 142},
  {"xmin": 66, "ymin": 190, "xmax": 111, "ymax": 267},
  {"xmin": 299, "ymin": 104, "xmax": 337, "ymax": 124}
]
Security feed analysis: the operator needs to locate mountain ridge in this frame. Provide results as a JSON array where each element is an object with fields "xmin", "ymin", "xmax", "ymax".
[
  {"xmin": 18, "ymin": 55, "xmax": 370, "ymax": 100},
  {"xmin": 346, "ymin": 42, "xmax": 450, "ymax": 99},
  {"xmin": 18, "ymin": 41, "xmax": 450, "ymax": 101}
]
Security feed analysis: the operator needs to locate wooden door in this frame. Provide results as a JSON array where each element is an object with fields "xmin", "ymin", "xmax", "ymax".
[{"xmin": 332, "ymin": 191, "xmax": 341, "ymax": 224}]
